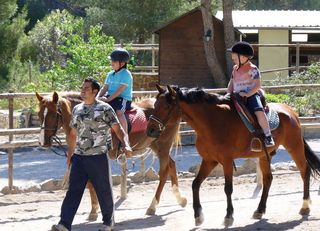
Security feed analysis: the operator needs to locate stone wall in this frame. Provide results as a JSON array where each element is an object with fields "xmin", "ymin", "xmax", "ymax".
[{"xmin": 132, "ymin": 73, "xmax": 158, "ymax": 91}]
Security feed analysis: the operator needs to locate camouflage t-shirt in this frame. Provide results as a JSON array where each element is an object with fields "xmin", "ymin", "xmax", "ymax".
[{"xmin": 70, "ymin": 100, "xmax": 119, "ymax": 156}]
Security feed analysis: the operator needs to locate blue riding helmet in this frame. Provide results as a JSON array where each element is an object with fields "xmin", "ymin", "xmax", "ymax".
[{"xmin": 108, "ymin": 48, "xmax": 130, "ymax": 62}]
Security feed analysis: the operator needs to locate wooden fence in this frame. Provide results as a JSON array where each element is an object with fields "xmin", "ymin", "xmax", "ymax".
[
  {"xmin": 1, "ymin": 85, "xmax": 320, "ymax": 191},
  {"xmin": 117, "ymin": 43, "xmax": 320, "ymax": 74}
]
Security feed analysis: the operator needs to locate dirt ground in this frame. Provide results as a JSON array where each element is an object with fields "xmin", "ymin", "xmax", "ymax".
[{"xmin": 1, "ymin": 170, "xmax": 320, "ymax": 231}]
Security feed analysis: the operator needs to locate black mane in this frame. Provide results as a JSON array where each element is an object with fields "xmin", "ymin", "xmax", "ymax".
[{"xmin": 167, "ymin": 86, "xmax": 228, "ymax": 104}]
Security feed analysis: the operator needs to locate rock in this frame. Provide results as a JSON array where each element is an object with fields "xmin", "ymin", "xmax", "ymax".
[
  {"xmin": 40, "ymin": 179, "xmax": 62, "ymax": 191},
  {"xmin": 112, "ymin": 175, "xmax": 121, "ymax": 185},
  {"xmin": 1, "ymin": 186, "xmax": 22, "ymax": 194}
]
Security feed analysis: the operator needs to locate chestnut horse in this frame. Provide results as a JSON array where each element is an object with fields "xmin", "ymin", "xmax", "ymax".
[
  {"xmin": 147, "ymin": 85, "xmax": 320, "ymax": 227},
  {"xmin": 35, "ymin": 91, "xmax": 187, "ymax": 220}
]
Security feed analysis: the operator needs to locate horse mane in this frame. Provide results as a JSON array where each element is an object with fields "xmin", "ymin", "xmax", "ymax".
[
  {"xmin": 59, "ymin": 93, "xmax": 82, "ymax": 114},
  {"xmin": 169, "ymin": 86, "xmax": 228, "ymax": 105}
]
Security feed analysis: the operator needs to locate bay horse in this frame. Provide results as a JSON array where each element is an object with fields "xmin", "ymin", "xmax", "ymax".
[
  {"xmin": 147, "ymin": 84, "xmax": 320, "ymax": 227},
  {"xmin": 35, "ymin": 91, "xmax": 187, "ymax": 220}
]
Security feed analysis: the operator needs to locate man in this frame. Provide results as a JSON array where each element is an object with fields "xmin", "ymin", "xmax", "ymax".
[{"xmin": 52, "ymin": 77, "xmax": 132, "ymax": 231}]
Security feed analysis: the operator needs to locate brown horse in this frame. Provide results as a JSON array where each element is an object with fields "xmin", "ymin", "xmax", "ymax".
[
  {"xmin": 147, "ymin": 85, "xmax": 320, "ymax": 227},
  {"xmin": 35, "ymin": 91, "xmax": 187, "ymax": 220}
]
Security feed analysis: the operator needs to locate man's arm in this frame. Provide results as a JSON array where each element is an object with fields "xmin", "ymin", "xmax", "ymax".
[
  {"xmin": 66, "ymin": 127, "xmax": 77, "ymax": 166},
  {"xmin": 111, "ymin": 123, "xmax": 132, "ymax": 157}
]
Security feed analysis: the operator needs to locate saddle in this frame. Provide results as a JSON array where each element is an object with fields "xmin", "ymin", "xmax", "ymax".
[
  {"xmin": 231, "ymin": 90, "xmax": 279, "ymax": 152},
  {"xmin": 109, "ymin": 106, "xmax": 148, "ymax": 159}
]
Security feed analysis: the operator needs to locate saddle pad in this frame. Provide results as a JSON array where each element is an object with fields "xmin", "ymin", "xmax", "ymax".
[
  {"xmin": 126, "ymin": 108, "xmax": 148, "ymax": 133},
  {"xmin": 239, "ymin": 107, "xmax": 280, "ymax": 133}
]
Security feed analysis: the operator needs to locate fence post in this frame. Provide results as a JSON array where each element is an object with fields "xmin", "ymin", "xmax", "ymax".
[
  {"xmin": 296, "ymin": 43, "xmax": 300, "ymax": 73},
  {"xmin": 8, "ymin": 90, "xmax": 14, "ymax": 190},
  {"xmin": 152, "ymin": 34, "xmax": 155, "ymax": 73}
]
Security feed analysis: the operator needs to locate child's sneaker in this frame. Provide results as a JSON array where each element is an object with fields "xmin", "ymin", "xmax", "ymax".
[
  {"xmin": 264, "ymin": 136, "xmax": 275, "ymax": 147},
  {"xmin": 51, "ymin": 224, "xmax": 69, "ymax": 231}
]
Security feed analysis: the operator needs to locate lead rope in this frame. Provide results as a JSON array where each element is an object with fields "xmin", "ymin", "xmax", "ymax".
[{"xmin": 50, "ymin": 135, "xmax": 67, "ymax": 157}]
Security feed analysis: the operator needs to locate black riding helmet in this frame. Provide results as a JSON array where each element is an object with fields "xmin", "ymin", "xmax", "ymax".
[
  {"xmin": 228, "ymin": 41, "xmax": 254, "ymax": 59},
  {"xmin": 108, "ymin": 48, "xmax": 130, "ymax": 62}
]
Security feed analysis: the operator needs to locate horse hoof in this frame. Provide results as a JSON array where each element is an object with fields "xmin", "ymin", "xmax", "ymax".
[
  {"xmin": 252, "ymin": 211, "xmax": 263, "ymax": 219},
  {"xmin": 179, "ymin": 197, "xmax": 187, "ymax": 208},
  {"xmin": 87, "ymin": 213, "xmax": 98, "ymax": 221},
  {"xmin": 195, "ymin": 213, "xmax": 204, "ymax": 226},
  {"xmin": 224, "ymin": 217, "xmax": 234, "ymax": 228},
  {"xmin": 146, "ymin": 207, "xmax": 156, "ymax": 215},
  {"xmin": 299, "ymin": 207, "xmax": 310, "ymax": 216}
]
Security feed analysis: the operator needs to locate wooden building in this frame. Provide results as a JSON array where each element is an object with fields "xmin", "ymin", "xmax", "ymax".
[{"xmin": 155, "ymin": 8, "xmax": 233, "ymax": 88}]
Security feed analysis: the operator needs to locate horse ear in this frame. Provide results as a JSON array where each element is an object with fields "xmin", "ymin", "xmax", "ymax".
[
  {"xmin": 156, "ymin": 84, "xmax": 165, "ymax": 94},
  {"xmin": 53, "ymin": 92, "xmax": 59, "ymax": 104},
  {"xmin": 167, "ymin": 85, "xmax": 177, "ymax": 99},
  {"xmin": 35, "ymin": 92, "xmax": 43, "ymax": 102}
]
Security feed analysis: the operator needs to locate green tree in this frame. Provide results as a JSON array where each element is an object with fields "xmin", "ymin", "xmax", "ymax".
[
  {"xmin": 66, "ymin": 0, "xmax": 198, "ymax": 43},
  {"xmin": 0, "ymin": 2, "xmax": 27, "ymax": 92},
  {"xmin": 24, "ymin": 10, "xmax": 115, "ymax": 92},
  {"xmin": 0, "ymin": 0, "xmax": 16, "ymax": 23}
]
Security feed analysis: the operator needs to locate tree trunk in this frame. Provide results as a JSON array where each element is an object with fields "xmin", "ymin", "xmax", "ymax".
[
  {"xmin": 200, "ymin": 0, "xmax": 227, "ymax": 87},
  {"xmin": 222, "ymin": 0, "xmax": 235, "ymax": 78}
]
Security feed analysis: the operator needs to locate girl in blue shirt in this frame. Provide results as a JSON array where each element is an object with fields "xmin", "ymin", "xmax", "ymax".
[{"xmin": 98, "ymin": 48, "xmax": 133, "ymax": 154}]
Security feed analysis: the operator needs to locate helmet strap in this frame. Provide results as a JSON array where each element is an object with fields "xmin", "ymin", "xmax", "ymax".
[{"xmin": 236, "ymin": 54, "xmax": 249, "ymax": 70}]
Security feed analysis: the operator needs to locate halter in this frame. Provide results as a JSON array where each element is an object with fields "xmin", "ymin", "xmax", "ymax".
[
  {"xmin": 40, "ymin": 103, "xmax": 67, "ymax": 157},
  {"xmin": 149, "ymin": 94, "xmax": 180, "ymax": 136}
]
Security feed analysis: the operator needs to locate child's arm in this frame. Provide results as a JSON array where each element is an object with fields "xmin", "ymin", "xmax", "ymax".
[
  {"xmin": 105, "ymin": 84, "xmax": 127, "ymax": 102},
  {"xmin": 97, "ymin": 85, "xmax": 108, "ymax": 98},
  {"xmin": 227, "ymin": 79, "xmax": 234, "ymax": 93}
]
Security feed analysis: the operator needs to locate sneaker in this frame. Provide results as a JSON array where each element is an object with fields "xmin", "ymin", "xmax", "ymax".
[
  {"xmin": 264, "ymin": 136, "xmax": 275, "ymax": 147},
  {"xmin": 51, "ymin": 224, "xmax": 69, "ymax": 231},
  {"xmin": 98, "ymin": 224, "xmax": 113, "ymax": 231}
]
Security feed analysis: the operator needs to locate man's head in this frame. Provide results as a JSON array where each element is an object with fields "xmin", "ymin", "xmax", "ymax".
[{"xmin": 80, "ymin": 77, "xmax": 101, "ymax": 101}]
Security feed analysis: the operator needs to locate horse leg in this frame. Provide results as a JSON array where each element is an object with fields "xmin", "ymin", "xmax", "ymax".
[
  {"xmin": 252, "ymin": 159, "xmax": 262, "ymax": 198},
  {"xmin": 168, "ymin": 156, "xmax": 187, "ymax": 208},
  {"xmin": 87, "ymin": 181, "xmax": 99, "ymax": 221},
  {"xmin": 285, "ymin": 140, "xmax": 311, "ymax": 215},
  {"xmin": 146, "ymin": 154, "xmax": 169, "ymax": 215},
  {"xmin": 222, "ymin": 160, "xmax": 234, "ymax": 227},
  {"xmin": 252, "ymin": 157, "xmax": 273, "ymax": 219},
  {"xmin": 192, "ymin": 159, "xmax": 218, "ymax": 226}
]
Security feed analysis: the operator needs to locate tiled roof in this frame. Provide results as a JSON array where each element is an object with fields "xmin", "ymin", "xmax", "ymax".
[{"xmin": 216, "ymin": 10, "xmax": 320, "ymax": 29}]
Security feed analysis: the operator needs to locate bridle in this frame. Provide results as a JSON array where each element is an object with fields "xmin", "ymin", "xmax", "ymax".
[
  {"xmin": 40, "ymin": 103, "xmax": 66, "ymax": 156},
  {"xmin": 149, "ymin": 94, "xmax": 180, "ymax": 134}
]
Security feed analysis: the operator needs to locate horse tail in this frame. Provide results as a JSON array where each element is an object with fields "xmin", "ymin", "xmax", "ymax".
[{"xmin": 304, "ymin": 139, "xmax": 320, "ymax": 178}]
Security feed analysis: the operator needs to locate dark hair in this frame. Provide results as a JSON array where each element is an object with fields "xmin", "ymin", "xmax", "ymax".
[{"xmin": 84, "ymin": 77, "xmax": 101, "ymax": 94}]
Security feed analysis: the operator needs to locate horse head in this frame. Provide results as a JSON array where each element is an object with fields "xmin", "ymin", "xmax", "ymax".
[
  {"xmin": 36, "ymin": 92, "xmax": 63, "ymax": 147},
  {"xmin": 147, "ymin": 84, "xmax": 180, "ymax": 138}
]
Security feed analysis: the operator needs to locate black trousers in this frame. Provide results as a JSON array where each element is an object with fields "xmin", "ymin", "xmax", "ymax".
[{"xmin": 59, "ymin": 154, "xmax": 114, "ymax": 230}]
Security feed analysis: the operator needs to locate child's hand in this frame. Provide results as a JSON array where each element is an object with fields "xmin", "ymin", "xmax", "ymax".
[
  {"xmin": 239, "ymin": 92, "xmax": 248, "ymax": 97},
  {"xmin": 98, "ymin": 96, "xmax": 109, "ymax": 102}
]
